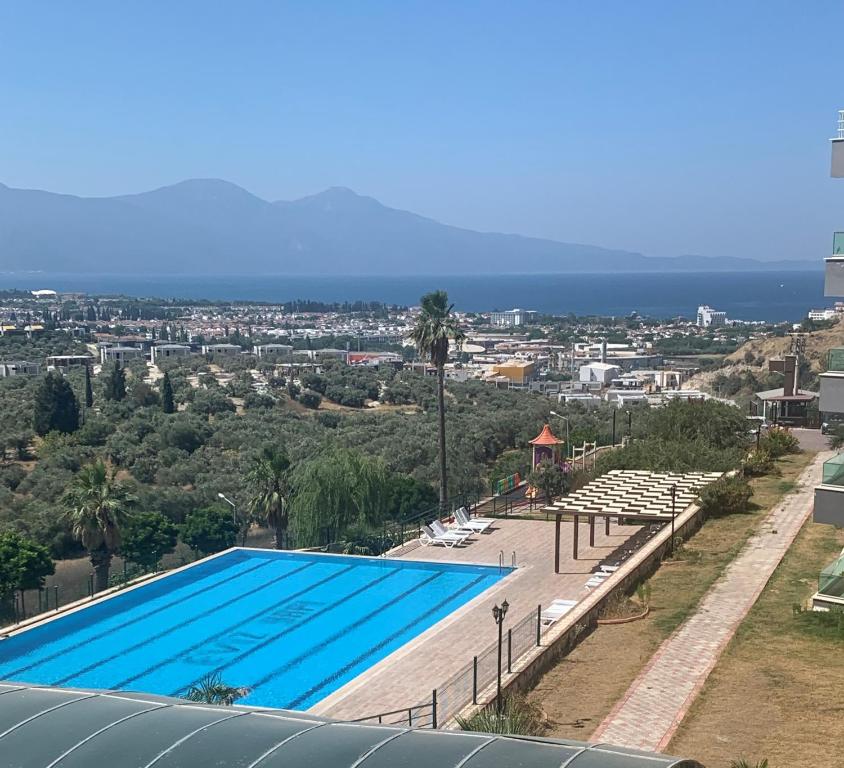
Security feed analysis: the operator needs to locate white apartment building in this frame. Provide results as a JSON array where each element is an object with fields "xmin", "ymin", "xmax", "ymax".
[
  {"xmin": 489, "ymin": 308, "xmax": 536, "ymax": 327},
  {"xmin": 696, "ymin": 305, "xmax": 727, "ymax": 328}
]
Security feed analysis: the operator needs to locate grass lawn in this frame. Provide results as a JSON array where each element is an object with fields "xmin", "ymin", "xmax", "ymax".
[
  {"xmin": 525, "ymin": 451, "xmax": 817, "ymax": 741},
  {"xmin": 668, "ymin": 481, "xmax": 844, "ymax": 768}
]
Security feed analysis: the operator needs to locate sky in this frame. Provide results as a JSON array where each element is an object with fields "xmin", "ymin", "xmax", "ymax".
[{"xmin": 1, "ymin": 1, "xmax": 843, "ymax": 263}]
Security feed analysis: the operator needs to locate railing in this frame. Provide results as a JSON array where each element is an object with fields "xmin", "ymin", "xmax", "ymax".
[
  {"xmin": 348, "ymin": 605, "xmax": 544, "ymax": 729},
  {"xmin": 838, "ymin": 109, "xmax": 844, "ymax": 139},
  {"xmin": 822, "ymin": 454, "xmax": 844, "ymax": 486},
  {"xmin": 349, "ymin": 694, "xmax": 437, "ymax": 728},
  {"xmin": 819, "ymin": 553, "xmax": 844, "ymax": 598},
  {"xmin": 435, "ymin": 604, "xmax": 542, "ymax": 725}
]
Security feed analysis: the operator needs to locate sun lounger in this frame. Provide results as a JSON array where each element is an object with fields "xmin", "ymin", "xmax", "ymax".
[
  {"xmin": 430, "ymin": 519, "xmax": 474, "ymax": 541},
  {"xmin": 457, "ymin": 506, "xmax": 495, "ymax": 525},
  {"xmin": 455, "ymin": 507, "xmax": 493, "ymax": 533},
  {"xmin": 420, "ymin": 524, "xmax": 468, "ymax": 548},
  {"xmin": 541, "ymin": 599, "xmax": 577, "ymax": 625}
]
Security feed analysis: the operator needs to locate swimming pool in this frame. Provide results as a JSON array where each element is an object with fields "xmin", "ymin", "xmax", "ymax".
[{"xmin": 0, "ymin": 549, "xmax": 509, "ymax": 709}]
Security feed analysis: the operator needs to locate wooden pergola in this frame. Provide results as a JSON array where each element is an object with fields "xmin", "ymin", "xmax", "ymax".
[{"xmin": 545, "ymin": 470, "xmax": 723, "ymax": 570}]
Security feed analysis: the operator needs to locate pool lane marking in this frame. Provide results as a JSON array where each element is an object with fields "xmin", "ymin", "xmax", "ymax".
[
  {"xmin": 239, "ymin": 570, "xmax": 449, "ymax": 696},
  {"xmin": 169, "ymin": 567, "xmax": 420, "ymax": 697},
  {"xmin": 52, "ymin": 560, "xmax": 319, "ymax": 687},
  {"xmin": 0, "ymin": 556, "xmax": 277, "ymax": 681},
  {"xmin": 284, "ymin": 573, "xmax": 486, "ymax": 709},
  {"xmin": 113, "ymin": 562, "xmax": 370, "ymax": 691}
]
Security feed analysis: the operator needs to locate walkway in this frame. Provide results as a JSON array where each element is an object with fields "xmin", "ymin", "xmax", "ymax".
[
  {"xmin": 312, "ymin": 515, "xmax": 640, "ymax": 720},
  {"xmin": 591, "ymin": 451, "xmax": 829, "ymax": 752}
]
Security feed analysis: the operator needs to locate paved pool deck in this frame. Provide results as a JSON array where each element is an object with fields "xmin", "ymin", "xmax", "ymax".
[{"xmin": 311, "ymin": 515, "xmax": 642, "ymax": 720}]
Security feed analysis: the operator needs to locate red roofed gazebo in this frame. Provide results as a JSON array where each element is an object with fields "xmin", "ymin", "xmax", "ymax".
[{"xmin": 529, "ymin": 424, "xmax": 562, "ymax": 466}]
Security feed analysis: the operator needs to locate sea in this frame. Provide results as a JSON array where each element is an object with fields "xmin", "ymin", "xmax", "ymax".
[{"xmin": 0, "ymin": 270, "xmax": 826, "ymax": 323}]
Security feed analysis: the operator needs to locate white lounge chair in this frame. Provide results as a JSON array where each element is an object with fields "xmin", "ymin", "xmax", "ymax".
[
  {"xmin": 420, "ymin": 524, "xmax": 467, "ymax": 548},
  {"xmin": 455, "ymin": 507, "xmax": 493, "ymax": 533},
  {"xmin": 541, "ymin": 599, "xmax": 577, "ymax": 625},
  {"xmin": 431, "ymin": 519, "xmax": 474, "ymax": 541},
  {"xmin": 457, "ymin": 506, "xmax": 495, "ymax": 525}
]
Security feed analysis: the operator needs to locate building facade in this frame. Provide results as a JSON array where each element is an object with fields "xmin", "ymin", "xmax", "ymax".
[
  {"xmin": 489, "ymin": 308, "xmax": 536, "ymax": 327},
  {"xmin": 696, "ymin": 305, "xmax": 727, "ymax": 328}
]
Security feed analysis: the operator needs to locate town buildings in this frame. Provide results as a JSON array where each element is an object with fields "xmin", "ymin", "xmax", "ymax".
[{"xmin": 696, "ymin": 305, "xmax": 727, "ymax": 328}]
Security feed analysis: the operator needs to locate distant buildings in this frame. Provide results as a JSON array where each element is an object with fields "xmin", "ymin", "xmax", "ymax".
[
  {"xmin": 489, "ymin": 308, "xmax": 536, "ymax": 327},
  {"xmin": 150, "ymin": 344, "xmax": 192, "ymax": 364},
  {"xmin": 201, "ymin": 343, "xmax": 242, "ymax": 356},
  {"xmin": 696, "ymin": 305, "xmax": 727, "ymax": 328},
  {"xmin": 490, "ymin": 360, "xmax": 536, "ymax": 387},
  {"xmin": 100, "ymin": 346, "xmax": 145, "ymax": 365},
  {"xmin": 253, "ymin": 343, "xmax": 293, "ymax": 359},
  {"xmin": 46, "ymin": 354, "xmax": 93, "ymax": 372},
  {"xmin": 0, "ymin": 361, "xmax": 41, "ymax": 377}
]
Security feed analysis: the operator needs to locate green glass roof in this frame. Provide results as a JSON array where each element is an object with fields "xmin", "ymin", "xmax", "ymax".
[{"xmin": 0, "ymin": 682, "xmax": 703, "ymax": 768}]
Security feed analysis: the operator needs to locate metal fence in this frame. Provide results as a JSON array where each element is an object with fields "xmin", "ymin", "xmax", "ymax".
[{"xmin": 347, "ymin": 605, "xmax": 543, "ymax": 729}]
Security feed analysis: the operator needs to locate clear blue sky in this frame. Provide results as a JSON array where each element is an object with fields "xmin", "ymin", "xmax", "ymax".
[{"xmin": 1, "ymin": 1, "xmax": 842, "ymax": 263}]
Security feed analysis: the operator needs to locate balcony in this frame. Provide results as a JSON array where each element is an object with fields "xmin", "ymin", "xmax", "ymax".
[
  {"xmin": 824, "ymin": 256, "xmax": 844, "ymax": 297},
  {"xmin": 833, "ymin": 109, "xmax": 844, "ymax": 178},
  {"xmin": 814, "ymin": 551, "xmax": 844, "ymax": 610},
  {"xmin": 815, "ymin": 454, "xmax": 844, "ymax": 526}
]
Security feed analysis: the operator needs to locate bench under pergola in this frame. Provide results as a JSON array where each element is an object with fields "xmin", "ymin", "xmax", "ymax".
[{"xmin": 545, "ymin": 469, "xmax": 723, "ymax": 570}]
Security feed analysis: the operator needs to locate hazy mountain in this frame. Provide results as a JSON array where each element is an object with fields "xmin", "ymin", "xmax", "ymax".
[{"xmin": 0, "ymin": 179, "xmax": 817, "ymax": 274}]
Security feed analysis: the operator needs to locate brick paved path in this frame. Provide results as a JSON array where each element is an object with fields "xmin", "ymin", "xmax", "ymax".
[{"xmin": 591, "ymin": 452, "xmax": 828, "ymax": 752}]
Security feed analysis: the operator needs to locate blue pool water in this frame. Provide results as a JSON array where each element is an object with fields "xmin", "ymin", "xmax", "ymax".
[{"xmin": 0, "ymin": 549, "xmax": 507, "ymax": 709}]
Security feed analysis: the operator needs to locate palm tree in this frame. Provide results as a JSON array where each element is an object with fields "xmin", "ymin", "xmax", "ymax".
[
  {"xmin": 247, "ymin": 445, "xmax": 291, "ymax": 549},
  {"xmin": 63, "ymin": 460, "xmax": 134, "ymax": 592},
  {"xmin": 183, "ymin": 672, "xmax": 251, "ymax": 705},
  {"xmin": 408, "ymin": 291, "xmax": 465, "ymax": 506}
]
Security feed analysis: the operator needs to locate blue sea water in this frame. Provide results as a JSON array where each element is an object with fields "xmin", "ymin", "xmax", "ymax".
[
  {"xmin": 0, "ymin": 549, "xmax": 507, "ymax": 710},
  {"xmin": 0, "ymin": 270, "xmax": 825, "ymax": 322}
]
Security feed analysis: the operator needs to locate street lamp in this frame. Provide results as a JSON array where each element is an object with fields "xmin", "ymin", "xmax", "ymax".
[
  {"xmin": 492, "ymin": 599, "xmax": 509, "ymax": 714},
  {"xmin": 217, "ymin": 492, "xmax": 237, "ymax": 524},
  {"xmin": 549, "ymin": 411, "xmax": 571, "ymax": 459}
]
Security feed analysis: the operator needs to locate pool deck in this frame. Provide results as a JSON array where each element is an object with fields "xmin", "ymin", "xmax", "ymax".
[{"xmin": 311, "ymin": 515, "xmax": 642, "ymax": 720}]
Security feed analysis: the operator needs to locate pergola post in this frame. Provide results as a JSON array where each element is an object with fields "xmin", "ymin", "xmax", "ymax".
[
  {"xmin": 572, "ymin": 514, "xmax": 579, "ymax": 560},
  {"xmin": 605, "ymin": 514, "xmax": 610, "ymax": 536},
  {"xmin": 554, "ymin": 515, "xmax": 561, "ymax": 574},
  {"xmin": 589, "ymin": 515, "xmax": 595, "ymax": 548}
]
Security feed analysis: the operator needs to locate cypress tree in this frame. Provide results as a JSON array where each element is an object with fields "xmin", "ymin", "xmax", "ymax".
[
  {"xmin": 103, "ymin": 362, "xmax": 126, "ymax": 401},
  {"xmin": 161, "ymin": 372, "xmax": 175, "ymax": 414},
  {"xmin": 32, "ymin": 372, "xmax": 79, "ymax": 435},
  {"xmin": 84, "ymin": 364, "xmax": 94, "ymax": 408}
]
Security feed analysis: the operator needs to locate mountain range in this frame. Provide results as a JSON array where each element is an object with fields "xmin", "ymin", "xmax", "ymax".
[{"xmin": 0, "ymin": 179, "xmax": 816, "ymax": 275}]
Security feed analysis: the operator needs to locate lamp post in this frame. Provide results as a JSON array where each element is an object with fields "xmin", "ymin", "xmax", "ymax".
[
  {"xmin": 669, "ymin": 483, "xmax": 677, "ymax": 557},
  {"xmin": 217, "ymin": 492, "xmax": 237, "ymax": 524},
  {"xmin": 549, "ymin": 411, "xmax": 571, "ymax": 459},
  {"xmin": 492, "ymin": 599, "xmax": 509, "ymax": 714}
]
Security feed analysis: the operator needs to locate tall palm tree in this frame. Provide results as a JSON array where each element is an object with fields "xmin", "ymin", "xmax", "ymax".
[
  {"xmin": 408, "ymin": 291, "xmax": 465, "ymax": 506},
  {"xmin": 63, "ymin": 460, "xmax": 134, "ymax": 592},
  {"xmin": 247, "ymin": 445, "xmax": 291, "ymax": 549}
]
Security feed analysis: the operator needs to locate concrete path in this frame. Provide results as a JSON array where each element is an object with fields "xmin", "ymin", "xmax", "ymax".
[{"xmin": 591, "ymin": 452, "xmax": 828, "ymax": 753}]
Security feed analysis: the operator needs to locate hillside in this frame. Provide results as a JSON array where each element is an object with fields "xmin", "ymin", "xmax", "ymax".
[{"xmin": 0, "ymin": 179, "xmax": 819, "ymax": 276}]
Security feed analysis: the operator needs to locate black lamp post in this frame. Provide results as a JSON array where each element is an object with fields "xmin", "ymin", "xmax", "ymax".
[
  {"xmin": 670, "ymin": 483, "xmax": 677, "ymax": 557},
  {"xmin": 492, "ymin": 599, "xmax": 509, "ymax": 714}
]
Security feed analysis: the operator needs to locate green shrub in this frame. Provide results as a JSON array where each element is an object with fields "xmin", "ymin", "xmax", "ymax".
[
  {"xmin": 742, "ymin": 449, "xmax": 774, "ymax": 477},
  {"xmin": 456, "ymin": 696, "xmax": 544, "ymax": 736},
  {"xmin": 759, "ymin": 428, "xmax": 800, "ymax": 458},
  {"xmin": 699, "ymin": 476, "xmax": 753, "ymax": 517},
  {"xmin": 299, "ymin": 390, "xmax": 322, "ymax": 409}
]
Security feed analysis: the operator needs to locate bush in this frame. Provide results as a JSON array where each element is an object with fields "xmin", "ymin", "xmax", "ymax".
[
  {"xmin": 699, "ymin": 476, "xmax": 753, "ymax": 517},
  {"xmin": 456, "ymin": 696, "xmax": 544, "ymax": 736},
  {"xmin": 759, "ymin": 428, "xmax": 800, "ymax": 458},
  {"xmin": 742, "ymin": 449, "xmax": 774, "ymax": 477},
  {"xmin": 299, "ymin": 390, "xmax": 322, "ymax": 409}
]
